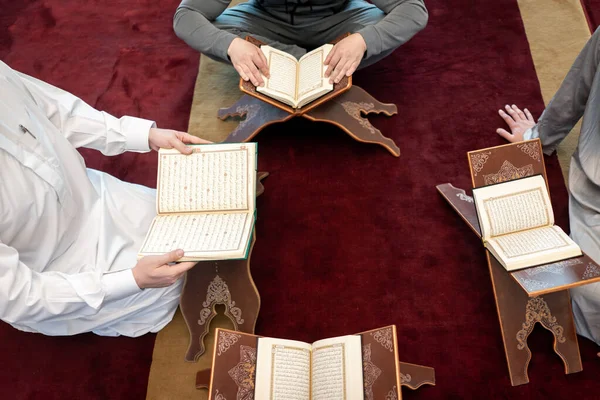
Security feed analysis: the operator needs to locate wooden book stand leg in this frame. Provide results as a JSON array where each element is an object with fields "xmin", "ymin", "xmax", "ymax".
[
  {"xmin": 180, "ymin": 173, "xmax": 267, "ymax": 362},
  {"xmin": 303, "ymin": 86, "xmax": 400, "ymax": 156},
  {"xmin": 218, "ymin": 95, "xmax": 293, "ymax": 143},
  {"xmin": 487, "ymin": 254, "xmax": 582, "ymax": 386},
  {"xmin": 218, "ymin": 86, "xmax": 400, "ymax": 156}
]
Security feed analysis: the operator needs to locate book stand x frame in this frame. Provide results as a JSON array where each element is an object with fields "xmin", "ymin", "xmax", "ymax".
[
  {"xmin": 436, "ymin": 140, "xmax": 600, "ymax": 386},
  {"xmin": 180, "ymin": 171, "xmax": 268, "ymax": 362},
  {"xmin": 218, "ymin": 35, "xmax": 401, "ymax": 157},
  {"xmin": 219, "ymin": 87, "xmax": 400, "ymax": 156}
]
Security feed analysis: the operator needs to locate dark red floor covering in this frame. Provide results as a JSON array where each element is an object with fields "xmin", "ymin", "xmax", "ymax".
[
  {"xmin": 0, "ymin": 0, "xmax": 199, "ymax": 399},
  {"xmin": 1, "ymin": 0, "xmax": 600, "ymax": 399},
  {"xmin": 246, "ymin": 1, "xmax": 600, "ymax": 399},
  {"xmin": 582, "ymin": 0, "xmax": 600, "ymax": 32}
]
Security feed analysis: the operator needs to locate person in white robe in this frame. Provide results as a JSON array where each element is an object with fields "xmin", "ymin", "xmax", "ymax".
[
  {"xmin": 495, "ymin": 27, "xmax": 600, "ymax": 348},
  {"xmin": 0, "ymin": 60, "xmax": 208, "ymax": 337}
]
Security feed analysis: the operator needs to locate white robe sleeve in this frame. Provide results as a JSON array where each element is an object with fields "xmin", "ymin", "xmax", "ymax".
[
  {"xmin": 15, "ymin": 71, "xmax": 154, "ymax": 155},
  {"xmin": 0, "ymin": 241, "xmax": 141, "ymax": 329}
]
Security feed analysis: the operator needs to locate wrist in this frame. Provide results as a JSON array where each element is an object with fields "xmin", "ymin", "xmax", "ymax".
[
  {"xmin": 355, "ymin": 33, "xmax": 367, "ymax": 52},
  {"xmin": 228, "ymin": 38, "xmax": 242, "ymax": 57},
  {"xmin": 148, "ymin": 127, "xmax": 156, "ymax": 151},
  {"xmin": 132, "ymin": 266, "xmax": 146, "ymax": 289}
]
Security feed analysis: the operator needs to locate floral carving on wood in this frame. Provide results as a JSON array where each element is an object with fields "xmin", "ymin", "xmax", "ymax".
[
  {"xmin": 385, "ymin": 386, "xmax": 398, "ymax": 400},
  {"xmin": 198, "ymin": 275, "xmax": 244, "ymax": 327},
  {"xmin": 517, "ymin": 142, "xmax": 542, "ymax": 162},
  {"xmin": 231, "ymin": 104, "xmax": 260, "ymax": 137},
  {"xmin": 470, "ymin": 151, "xmax": 491, "ymax": 176},
  {"xmin": 483, "ymin": 160, "xmax": 534, "ymax": 185},
  {"xmin": 228, "ymin": 345, "xmax": 257, "ymax": 400},
  {"xmin": 456, "ymin": 192, "xmax": 474, "ymax": 203},
  {"xmin": 370, "ymin": 327, "xmax": 394, "ymax": 353},
  {"xmin": 217, "ymin": 331, "xmax": 242, "ymax": 356},
  {"xmin": 524, "ymin": 258, "xmax": 583, "ymax": 276},
  {"xmin": 582, "ymin": 263, "xmax": 600, "ymax": 280},
  {"xmin": 342, "ymin": 101, "xmax": 377, "ymax": 135},
  {"xmin": 400, "ymin": 373, "xmax": 412, "ymax": 384},
  {"xmin": 214, "ymin": 390, "xmax": 226, "ymax": 400},
  {"xmin": 362, "ymin": 344, "xmax": 382, "ymax": 400},
  {"xmin": 516, "ymin": 297, "xmax": 566, "ymax": 350}
]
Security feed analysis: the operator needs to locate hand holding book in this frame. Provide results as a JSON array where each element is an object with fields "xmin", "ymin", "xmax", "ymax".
[
  {"xmin": 324, "ymin": 33, "xmax": 367, "ymax": 84},
  {"xmin": 228, "ymin": 37, "xmax": 270, "ymax": 87}
]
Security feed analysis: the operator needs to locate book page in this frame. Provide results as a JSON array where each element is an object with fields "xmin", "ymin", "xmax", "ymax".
[
  {"xmin": 311, "ymin": 335, "xmax": 363, "ymax": 400},
  {"xmin": 297, "ymin": 44, "xmax": 333, "ymax": 100},
  {"xmin": 157, "ymin": 143, "xmax": 256, "ymax": 214},
  {"xmin": 488, "ymin": 225, "xmax": 578, "ymax": 258},
  {"xmin": 138, "ymin": 211, "xmax": 253, "ymax": 259},
  {"xmin": 472, "ymin": 175, "xmax": 553, "ymax": 240},
  {"xmin": 255, "ymin": 338, "xmax": 311, "ymax": 400},
  {"xmin": 258, "ymin": 46, "xmax": 299, "ymax": 103}
]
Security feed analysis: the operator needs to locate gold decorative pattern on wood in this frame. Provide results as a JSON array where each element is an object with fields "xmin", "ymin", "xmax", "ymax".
[
  {"xmin": 227, "ymin": 345, "xmax": 257, "ymax": 400},
  {"xmin": 456, "ymin": 192, "xmax": 474, "ymax": 203},
  {"xmin": 362, "ymin": 344, "xmax": 382, "ymax": 400},
  {"xmin": 470, "ymin": 151, "xmax": 491, "ymax": 176},
  {"xmin": 517, "ymin": 142, "xmax": 542, "ymax": 162},
  {"xmin": 518, "ymin": 278, "xmax": 555, "ymax": 292},
  {"xmin": 516, "ymin": 297, "xmax": 566, "ymax": 350},
  {"xmin": 385, "ymin": 385, "xmax": 398, "ymax": 400},
  {"xmin": 582, "ymin": 263, "xmax": 600, "ymax": 280},
  {"xmin": 341, "ymin": 102, "xmax": 376, "ymax": 134},
  {"xmin": 400, "ymin": 373, "xmax": 412, "ymax": 384},
  {"xmin": 198, "ymin": 275, "xmax": 244, "ymax": 326},
  {"xmin": 524, "ymin": 258, "xmax": 584, "ymax": 276},
  {"xmin": 217, "ymin": 331, "xmax": 242, "ymax": 356},
  {"xmin": 215, "ymin": 390, "xmax": 227, "ymax": 400},
  {"xmin": 483, "ymin": 160, "xmax": 534, "ymax": 185},
  {"xmin": 233, "ymin": 104, "xmax": 260, "ymax": 133},
  {"xmin": 370, "ymin": 327, "xmax": 394, "ymax": 353}
]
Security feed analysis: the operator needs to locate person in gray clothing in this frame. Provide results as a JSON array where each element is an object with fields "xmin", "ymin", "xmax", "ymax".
[
  {"xmin": 173, "ymin": 0, "xmax": 428, "ymax": 87},
  {"xmin": 496, "ymin": 28, "xmax": 600, "ymax": 349}
]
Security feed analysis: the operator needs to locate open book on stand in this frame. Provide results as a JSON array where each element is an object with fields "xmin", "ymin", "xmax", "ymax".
[
  {"xmin": 207, "ymin": 326, "xmax": 403, "ymax": 399},
  {"xmin": 472, "ymin": 174, "xmax": 581, "ymax": 271},
  {"xmin": 240, "ymin": 36, "xmax": 352, "ymax": 114},
  {"xmin": 467, "ymin": 139, "xmax": 581, "ymax": 271},
  {"xmin": 138, "ymin": 143, "xmax": 257, "ymax": 261}
]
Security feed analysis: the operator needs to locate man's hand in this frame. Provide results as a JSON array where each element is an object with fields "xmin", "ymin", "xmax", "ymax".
[
  {"xmin": 148, "ymin": 128, "xmax": 211, "ymax": 155},
  {"xmin": 324, "ymin": 33, "xmax": 367, "ymax": 84},
  {"xmin": 496, "ymin": 104, "xmax": 536, "ymax": 143},
  {"xmin": 228, "ymin": 38, "xmax": 270, "ymax": 87},
  {"xmin": 132, "ymin": 249, "xmax": 196, "ymax": 289}
]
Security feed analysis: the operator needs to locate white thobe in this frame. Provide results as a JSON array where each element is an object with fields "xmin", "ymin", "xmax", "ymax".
[{"xmin": 0, "ymin": 60, "xmax": 182, "ymax": 337}]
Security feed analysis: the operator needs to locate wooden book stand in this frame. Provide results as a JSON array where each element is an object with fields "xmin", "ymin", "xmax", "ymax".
[
  {"xmin": 218, "ymin": 36, "xmax": 401, "ymax": 156},
  {"xmin": 180, "ymin": 171, "xmax": 268, "ymax": 361},
  {"xmin": 195, "ymin": 361, "xmax": 436, "ymax": 393},
  {"xmin": 437, "ymin": 139, "xmax": 600, "ymax": 386}
]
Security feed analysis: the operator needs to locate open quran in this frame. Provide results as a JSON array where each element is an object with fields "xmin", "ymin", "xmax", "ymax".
[
  {"xmin": 207, "ymin": 326, "xmax": 403, "ymax": 399},
  {"xmin": 240, "ymin": 36, "xmax": 352, "ymax": 114},
  {"xmin": 137, "ymin": 143, "xmax": 257, "ymax": 261},
  {"xmin": 472, "ymin": 172, "xmax": 581, "ymax": 271},
  {"xmin": 257, "ymin": 44, "xmax": 334, "ymax": 109}
]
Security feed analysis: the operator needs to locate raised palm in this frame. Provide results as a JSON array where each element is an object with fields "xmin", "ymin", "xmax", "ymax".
[{"xmin": 496, "ymin": 104, "xmax": 536, "ymax": 142}]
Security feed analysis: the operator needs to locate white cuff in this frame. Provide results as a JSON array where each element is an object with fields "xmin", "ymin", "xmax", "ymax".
[
  {"xmin": 101, "ymin": 269, "xmax": 142, "ymax": 302},
  {"xmin": 523, "ymin": 126, "xmax": 539, "ymax": 140},
  {"xmin": 121, "ymin": 116, "xmax": 155, "ymax": 152}
]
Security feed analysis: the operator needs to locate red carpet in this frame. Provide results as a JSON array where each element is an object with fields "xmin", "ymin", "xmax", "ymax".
[
  {"xmin": 582, "ymin": 0, "xmax": 600, "ymax": 32},
  {"xmin": 2, "ymin": 0, "xmax": 600, "ymax": 399},
  {"xmin": 0, "ymin": 0, "xmax": 198, "ymax": 399}
]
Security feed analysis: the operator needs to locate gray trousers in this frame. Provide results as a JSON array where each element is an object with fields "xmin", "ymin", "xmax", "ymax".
[{"xmin": 212, "ymin": 0, "xmax": 393, "ymax": 69}]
